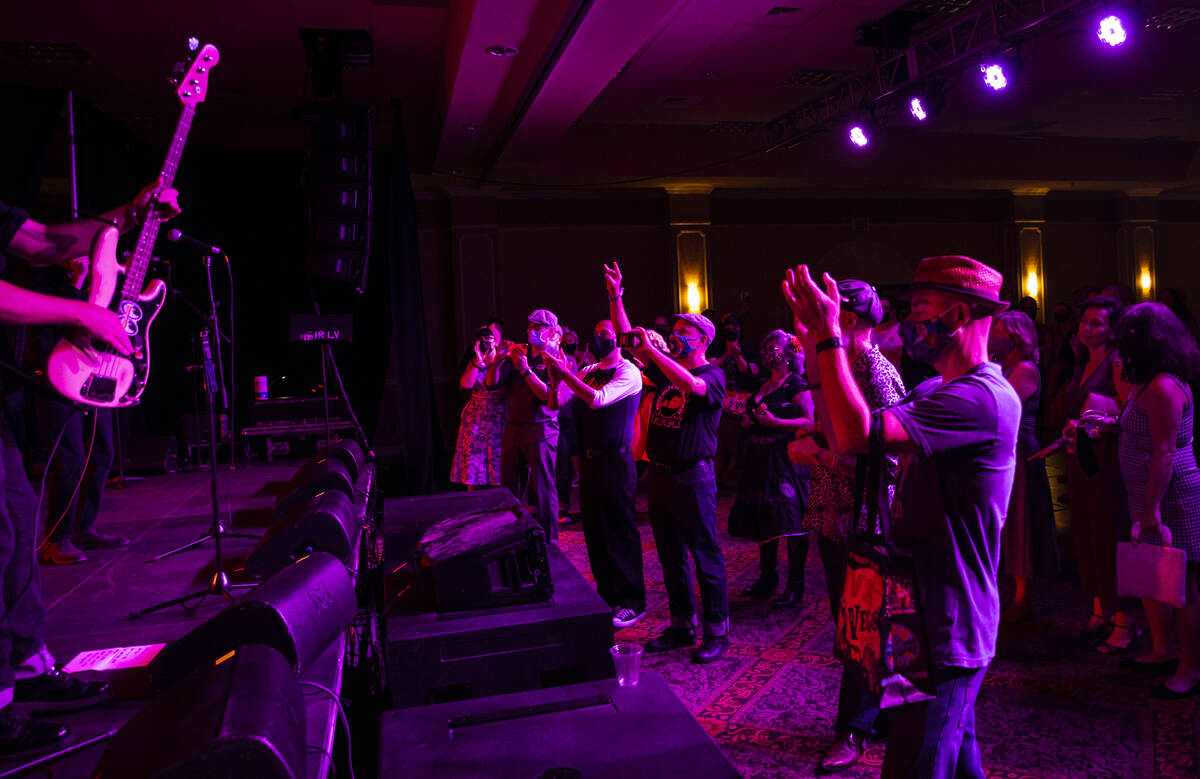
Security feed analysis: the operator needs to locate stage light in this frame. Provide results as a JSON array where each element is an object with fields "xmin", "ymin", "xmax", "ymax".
[
  {"xmin": 1097, "ymin": 14, "xmax": 1128, "ymax": 46},
  {"xmin": 906, "ymin": 82, "xmax": 946, "ymax": 123},
  {"xmin": 980, "ymin": 63, "xmax": 1008, "ymax": 91},
  {"xmin": 849, "ymin": 125, "xmax": 870, "ymax": 148}
]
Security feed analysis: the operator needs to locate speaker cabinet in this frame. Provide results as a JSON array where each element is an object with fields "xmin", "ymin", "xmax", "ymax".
[
  {"xmin": 322, "ymin": 438, "xmax": 366, "ymax": 480},
  {"xmin": 247, "ymin": 488, "xmax": 360, "ymax": 579},
  {"xmin": 93, "ymin": 644, "xmax": 305, "ymax": 779},
  {"xmin": 150, "ymin": 552, "xmax": 357, "ymax": 692},
  {"xmin": 417, "ymin": 509, "xmax": 551, "ymax": 611},
  {"xmin": 274, "ymin": 456, "xmax": 354, "ymax": 519}
]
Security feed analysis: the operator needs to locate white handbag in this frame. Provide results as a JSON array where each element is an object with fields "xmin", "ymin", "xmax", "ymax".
[{"xmin": 1117, "ymin": 523, "xmax": 1188, "ymax": 608}]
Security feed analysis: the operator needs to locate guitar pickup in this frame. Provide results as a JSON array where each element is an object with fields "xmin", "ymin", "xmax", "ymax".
[{"xmin": 82, "ymin": 376, "xmax": 118, "ymax": 403}]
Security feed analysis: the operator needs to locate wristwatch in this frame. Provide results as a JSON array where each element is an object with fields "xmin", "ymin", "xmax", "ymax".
[{"xmin": 815, "ymin": 336, "xmax": 848, "ymax": 354}]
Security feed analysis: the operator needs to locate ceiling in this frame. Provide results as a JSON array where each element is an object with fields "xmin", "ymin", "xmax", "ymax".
[{"xmin": 2, "ymin": 0, "xmax": 1200, "ymax": 193}]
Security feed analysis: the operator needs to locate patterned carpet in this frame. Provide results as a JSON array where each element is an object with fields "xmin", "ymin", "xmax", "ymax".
[{"xmin": 553, "ymin": 464, "xmax": 1200, "ymax": 779}]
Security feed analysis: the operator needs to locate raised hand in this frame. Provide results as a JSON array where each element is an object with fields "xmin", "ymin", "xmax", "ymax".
[
  {"xmin": 603, "ymin": 261, "xmax": 623, "ymax": 298},
  {"xmin": 783, "ymin": 265, "xmax": 842, "ymax": 343},
  {"xmin": 541, "ymin": 347, "xmax": 568, "ymax": 376}
]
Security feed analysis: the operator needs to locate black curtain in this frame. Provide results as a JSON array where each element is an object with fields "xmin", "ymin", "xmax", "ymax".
[
  {"xmin": 0, "ymin": 86, "xmax": 64, "ymax": 209},
  {"xmin": 376, "ymin": 101, "xmax": 443, "ymax": 494}
]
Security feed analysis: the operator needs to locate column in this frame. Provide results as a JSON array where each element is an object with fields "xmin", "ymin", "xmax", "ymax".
[{"xmin": 1012, "ymin": 190, "xmax": 1047, "ymax": 322}]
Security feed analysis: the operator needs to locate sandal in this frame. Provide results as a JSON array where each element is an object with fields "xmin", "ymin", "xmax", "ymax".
[
  {"xmin": 1097, "ymin": 623, "xmax": 1141, "ymax": 654},
  {"xmin": 1078, "ymin": 611, "xmax": 1111, "ymax": 639}
]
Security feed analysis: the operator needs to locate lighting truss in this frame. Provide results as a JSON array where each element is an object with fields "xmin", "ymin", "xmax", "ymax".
[{"xmin": 763, "ymin": 0, "xmax": 1108, "ymax": 149}]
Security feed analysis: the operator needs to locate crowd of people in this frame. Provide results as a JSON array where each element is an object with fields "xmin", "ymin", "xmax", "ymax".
[{"xmin": 449, "ymin": 255, "xmax": 1200, "ymax": 776}]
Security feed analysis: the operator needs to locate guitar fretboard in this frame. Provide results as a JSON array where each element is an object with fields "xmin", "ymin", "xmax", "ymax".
[{"xmin": 120, "ymin": 104, "xmax": 196, "ymax": 302}]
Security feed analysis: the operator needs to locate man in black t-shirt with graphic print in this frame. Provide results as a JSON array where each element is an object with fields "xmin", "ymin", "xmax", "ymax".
[{"xmin": 605, "ymin": 262, "xmax": 731, "ymax": 664}]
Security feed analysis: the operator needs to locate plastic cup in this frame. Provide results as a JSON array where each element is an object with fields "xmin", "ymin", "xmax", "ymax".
[{"xmin": 610, "ymin": 643, "xmax": 643, "ymax": 687}]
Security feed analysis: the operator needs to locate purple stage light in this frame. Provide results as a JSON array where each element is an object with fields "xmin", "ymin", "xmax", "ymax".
[
  {"xmin": 848, "ymin": 125, "xmax": 869, "ymax": 148},
  {"xmin": 910, "ymin": 97, "xmax": 928, "ymax": 121},
  {"xmin": 981, "ymin": 63, "xmax": 1008, "ymax": 91},
  {"xmin": 1097, "ymin": 15, "xmax": 1128, "ymax": 46}
]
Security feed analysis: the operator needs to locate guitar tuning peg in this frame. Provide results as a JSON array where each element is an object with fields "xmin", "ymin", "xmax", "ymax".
[{"xmin": 187, "ymin": 37, "xmax": 199, "ymax": 52}]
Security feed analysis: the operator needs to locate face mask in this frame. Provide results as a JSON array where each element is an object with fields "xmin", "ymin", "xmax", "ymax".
[
  {"xmin": 593, "ymin": 335, "xmax": 616, "ymax": 359},
  {"xmin": 563, "ymin": 342, "xmax": 577, "ymax": 355},
  {"xmin": 989, "ymin": 336, "xmax": 1016, "ymax": 359},
  {"xmin": 1053, "ymin": 312, "xmax": 1069, "ymax": 324},
  {"xmin": 761, "ymin": 350, "xmax": 787, "ymax": 370},
  {"xmin": 898, "ymin": 307, "xmax": 960, "ymax": 364},
  {"xmin": 528, "ymin": 329, "xmax": 546, "ymax": 349},
  {"xmin": 669, "ymin": 332, "xmax": 700, "ymax": 358}
]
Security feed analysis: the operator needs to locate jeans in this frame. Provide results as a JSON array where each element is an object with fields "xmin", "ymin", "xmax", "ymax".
[
  {"xmin": 501, "ymin": 421, "xmax": 559, "ymax": 541},
  {"xmin": 579, "ymin": 451, "xmax": 644, "ymax": 613},
  {"xmin": 881, "ymin": 664, "xmax": 988, "ymax": 779},
  {"xmin": 646, "ymin": 459, "xmax": 728, "ymax": 636},
  {"xmin": 38, "ymin": 399, "xmax": 114, "ymax": 542},
  {"xmin": 818, "ymin": 535, "xmax": 883, "ymax": 736},
  {"xmin": 0, "ymin": 417, "xmax": 48, "ymax": 695}
]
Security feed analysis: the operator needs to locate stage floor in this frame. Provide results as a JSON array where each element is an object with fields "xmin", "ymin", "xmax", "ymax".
[{"xmin": 0, "ymin": 461, "xmax": 343, "ymax": 778}]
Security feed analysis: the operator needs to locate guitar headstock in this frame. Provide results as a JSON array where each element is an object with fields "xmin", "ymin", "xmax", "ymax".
[{"xmin": 171, "ymin": 38, "xmax": 220, "ymax": 106}]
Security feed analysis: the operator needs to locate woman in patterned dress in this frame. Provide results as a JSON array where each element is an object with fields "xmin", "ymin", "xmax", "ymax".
[
  {"xmin": 449, "ymin": 323, "xmax": 509, "ymax": 488},
  {"xmin": 1114, "ymin": 303, "xmax": 1200, "ymax": 698},
  {"xmin": 787, "ymin": 279, "xmax": 905, "ymax": 773},
  {"xmin": 990, "ymin": 311, "xmax": 1059, "ymax": 622}
]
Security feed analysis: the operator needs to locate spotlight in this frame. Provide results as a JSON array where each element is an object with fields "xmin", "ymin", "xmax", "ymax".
[
  {"xmin": 848, "ymin": 124, "xmax": 870, "ymax": 148},
  {"xmin": 980, "ymin": 63, "xmax": 1008, "ymax": 91},
  {"xmin": 1097, "ymin": 14, "xmax": 1128, "ymax": 46},
  {"xmin": 906, "ymin": 82, "xmax": 946, "ymax": 122}
]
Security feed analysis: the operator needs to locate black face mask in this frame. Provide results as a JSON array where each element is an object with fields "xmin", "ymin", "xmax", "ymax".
[
  {"xmin": 1053, "ymin": 312, "xmax": 1069, "ymax": 323},
  {"xmin": 593, "ymin": 335, "xmax": 616, "ymax": 359},
  {"xmin": 563, "ymin": 342, "xmax": 577, "ymax": 355}
]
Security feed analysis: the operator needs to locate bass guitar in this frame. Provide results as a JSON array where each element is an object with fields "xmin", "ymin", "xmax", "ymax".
[{"xmin": 47, "ymin": 39, "xmax": 219, "ymax": 408}]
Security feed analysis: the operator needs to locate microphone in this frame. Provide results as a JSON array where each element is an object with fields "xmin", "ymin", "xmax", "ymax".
[{"xmin": 166, "ymin": 229, "xmax": 222, "ymax": 255}]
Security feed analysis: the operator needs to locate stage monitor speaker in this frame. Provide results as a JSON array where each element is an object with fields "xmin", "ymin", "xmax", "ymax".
[
  {"xmin": 149, "ymin": 552, "xmax": 357, "ymax": 692},
  {"xmin": 382, "ymin": 487, "xmax": 523, "ymax": 564},
  {"xmin": 322, "ymin": 438, "xmax": 366, "ymax": 481},
  {"xmin": 93, "ymin": 644, "xmax": 305, "ymax": 779},
  {"xmin": 246, "ymin": 488, "xmax": 360, "ymax": 579},
  {"xmin": 417, "ymin": 509, "xmax": 551, "ymax": 611},
  {"xmin": 274, "ymin": 456, "xmax": 354, "ymax": 519},
  {"xmin": 117, "ymin": 434, "xmax": 179, "ymax": 475}
]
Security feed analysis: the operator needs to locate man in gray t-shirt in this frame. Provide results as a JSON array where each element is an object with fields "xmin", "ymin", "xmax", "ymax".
[{"xmin": 785, "ymin": 255, "xmax": 1019, "ymax": 779}]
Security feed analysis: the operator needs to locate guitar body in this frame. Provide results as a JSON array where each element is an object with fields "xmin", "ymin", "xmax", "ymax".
[{"xmin": 46, "ymin": 226, "xmax": 166, "ymax": 408}]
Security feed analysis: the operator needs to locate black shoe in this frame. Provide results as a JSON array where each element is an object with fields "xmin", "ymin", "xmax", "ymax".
[
  {"xmin": 739, "ymin": 577, "xmax": 778, "ymax": 599},
  {"xmin": 692, "ymin": 635, "xmax": 729, "ymax": 664},
  {"xmin": 819, "ymin": 730, "xmax": 867, "ymax": 773},
  {"xmin": 1118, "ymin": 656, "xmax": 1179, "ymax": 674},
  {"xmin": 14, "ymin": 668, "xmax": 111, "ymax": 713},
  {"xmin": 645, "ymin": 627, "xmax": 696, "ymax": 653},
  {"xmin": 73, "ymin": 530, "xmax": 131, "ymax": 549},
  {"xmin": 0, "ymin": 708, "xmax": 71, "ymax": 757},
  {"xmin": 774, "ymin": 587, "xmax": 803, "ymax": 608}
]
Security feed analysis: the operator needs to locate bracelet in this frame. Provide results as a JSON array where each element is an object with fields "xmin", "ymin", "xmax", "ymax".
[
  {"xmin": 815, "ymin": 336, "xmax": 848, "ymax": 354},
  {"xmin": 472, "ymin": 361, "xmax": 486, "ymax": 370},
  {"xmin": 607, "ymin": 287, "xmax": 624, "ymax": 302},
  {"xmin": 522, "ymin": 368, "xmax": 534, "ymax": 378}
]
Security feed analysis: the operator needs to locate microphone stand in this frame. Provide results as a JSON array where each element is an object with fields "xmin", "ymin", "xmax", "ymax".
[{"xmin": 131, "ymin": 254, "xmax": 255, "ymax": 617}]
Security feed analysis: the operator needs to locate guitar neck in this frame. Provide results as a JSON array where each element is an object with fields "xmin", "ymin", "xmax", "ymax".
[{"xmin": 120, "ymin": 104, "xmax": 196, "ymax": 300}]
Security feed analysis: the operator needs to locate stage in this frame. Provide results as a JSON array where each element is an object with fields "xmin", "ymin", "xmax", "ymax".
[{"xmin": 0, "ymin": 461, "xmax": 347, "ymax": 778}]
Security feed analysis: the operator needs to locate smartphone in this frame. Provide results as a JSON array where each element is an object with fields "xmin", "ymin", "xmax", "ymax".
[{"xmin": 616, "ymin": 331, "xmax": 641, "ymax": 349}]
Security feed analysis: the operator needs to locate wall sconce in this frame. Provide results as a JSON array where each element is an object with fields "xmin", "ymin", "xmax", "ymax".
[
  {"xmin": 685, "ymin": 281, "xmax": 702, "ymax": 314},
  {"xmin": 1139, "ymin": 265, "xmax": 1153, "ymax": 300},
  {"xmin": 1017, "ymin": 225, "xmax": 1045, "ymax": 320}
]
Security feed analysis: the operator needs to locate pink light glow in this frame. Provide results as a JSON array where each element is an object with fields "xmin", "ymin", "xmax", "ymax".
[
  {"xmin": 910, "ymin": 97, "xmax": 928, "ymax": 121},
  {"xmin": 849, "ymin": 125, "xmax": 869, "ymax": 147},
  {"xmin": 981, "ymin": 63, "xmax": 1008, "ymax": 91},
  {"xmin": 1097, "ymin": 15, "xmax": 1128, "ymax": 46}
]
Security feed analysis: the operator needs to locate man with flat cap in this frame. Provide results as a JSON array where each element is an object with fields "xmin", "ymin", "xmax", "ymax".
[
  {"xmin": 605, "ymin": 262, "xmax": 731, "ymax": 664},
  {"xmin": 784, "ymin": 256, "xmax": 1019, "ymax": 778},
  {"xmin": 488, "ymin": 308, "xmax": 571, "ymax": 541},
  {"xmin": 791, "ymin": 279, "xmax": 906, "ymax": 772}
]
